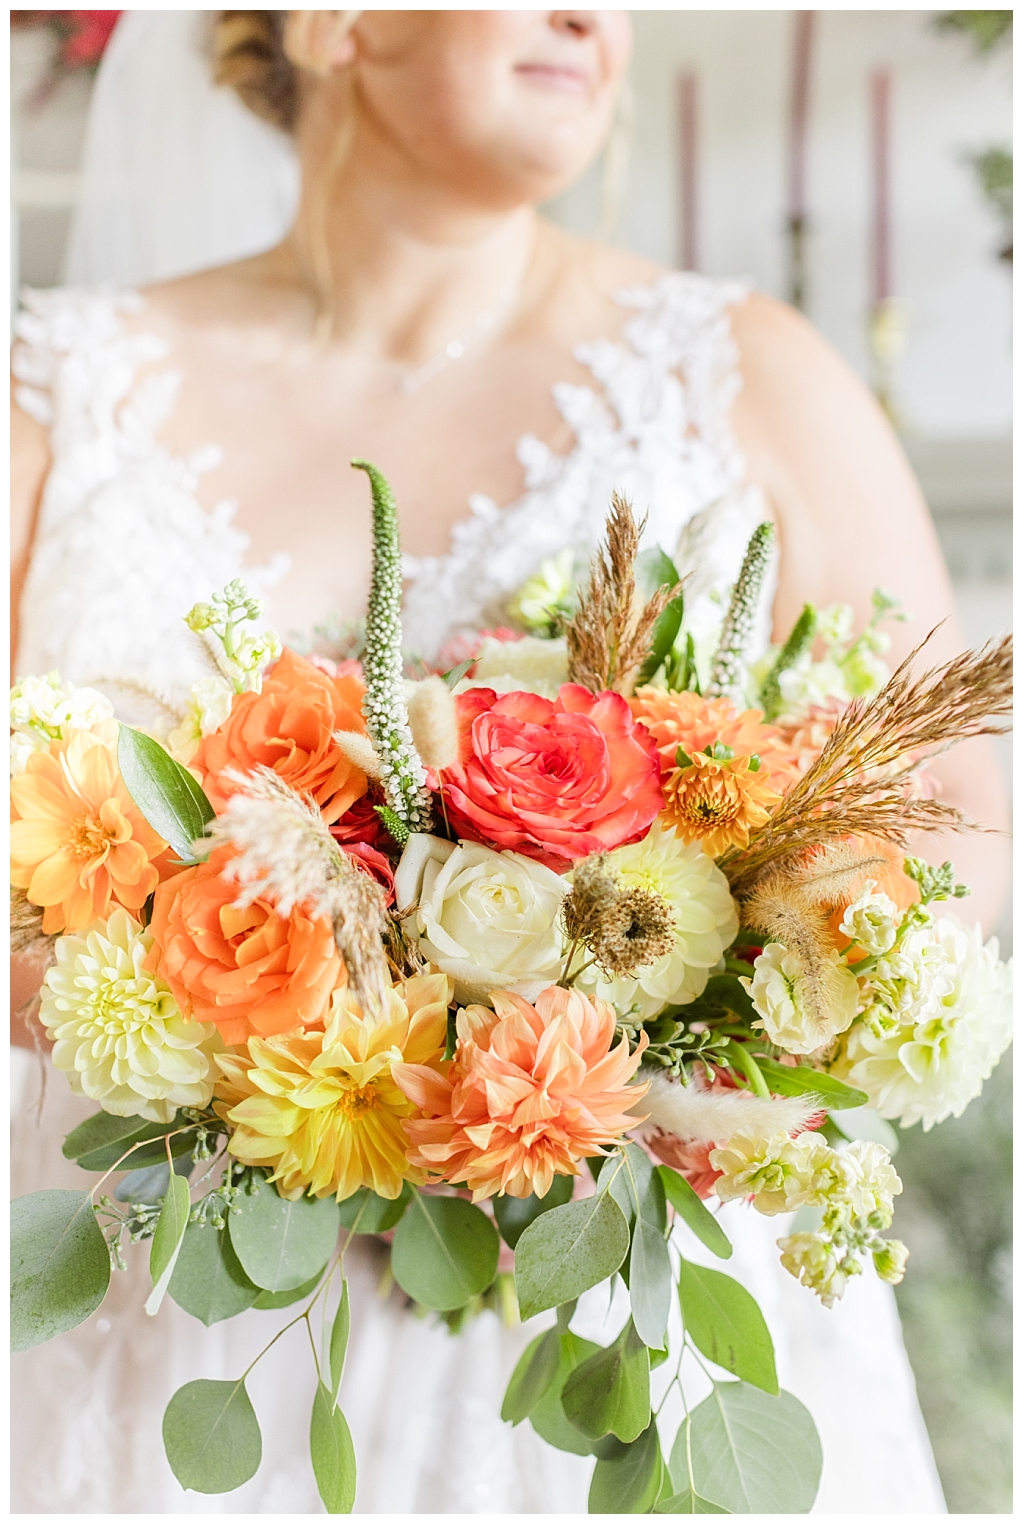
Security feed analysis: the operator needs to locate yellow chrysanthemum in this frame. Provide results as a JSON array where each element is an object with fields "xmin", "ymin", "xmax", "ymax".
[
  {"xmin": 40, "ymin": 909, "xmax": 222, "ymax": 1123},
  {"xmin": 662, "ymin": 750, "xmax": 781, "ymax": 856},
  {"xmin": 214, "ymin": 973, "xmax": 451, "ymax": 1201}
]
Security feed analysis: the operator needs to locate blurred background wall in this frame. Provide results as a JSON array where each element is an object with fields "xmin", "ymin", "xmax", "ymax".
[{"xmin": 10, "ymin": 10, "xmax": 1013, "ymax": 1512}]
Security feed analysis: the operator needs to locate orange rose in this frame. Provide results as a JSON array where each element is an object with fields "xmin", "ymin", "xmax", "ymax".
[
  {"xmin": 10, "ymin": 720, "xmax": 169, "ymax": 934},
  {"xmin": 195, "ymin": 648, "xmax": 369, "ymax": 824},
  {"xmin": 147, "ymin": 846, "xmax": 344, "ymax": 1044}
]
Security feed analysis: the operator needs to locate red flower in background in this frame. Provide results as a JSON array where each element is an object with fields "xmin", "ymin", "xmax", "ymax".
[{"xmin": 12, "ymin": 12, "xmax": 120, "ymax": 87}]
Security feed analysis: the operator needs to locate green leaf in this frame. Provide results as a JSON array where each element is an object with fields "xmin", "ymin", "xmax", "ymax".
[
  {"xmin": 163, "ymin": 1378, "xmax": 262, "ymax": 1494},
  {"xmin": 146, "ymin": 1171, "xmax": 192, "ymax": 1315},
  {"xmin": 493, "ymin": 1173, "xmax": 574, "ymax": 1250},
  {"xmin": 677, "ymin": 1261, "xmax": 777, "ymax": 1395},
  {"xmin": 11, "ymin": 1190, "xmax": 111, "ymax": 1351},
  {"xmin": 637, "ymin": 595, "xmax": 686, "ymax": 686},
  {"xmin": 601, "ymin": 1142, "xmax": 666, "ymax": 1231},
  {"xmin": 501, "ymin": 1327, "xmax": 562, "ymax": 1424},
  {"xmin": 62, "ymin": 1109, "xmax": 192, "ymax": 1172},
  {"xmin": 828, "ymin": 1104, "xmax": 900, "ymax": 1152},
  {"xmin": 657, "ymin": 1166, "xmax": 732, "ymax": 1260},
  {"xmin": 114, "ymin": 1154, "xmax": 193, "ymax": 1205},
  {"xmin": 228, "ymin": 1173, "xmax": 340, "ymax": 1292},
  {"xmin": 700, "ymin": 974, "xmax": 757, "ymax": 1024},
  {"xmin": 529, "ymin": 1331, "xmax": 602, "ymax": 1455},
  {"xmin": 329, "ymin": 1280, "xmax": 351, "ymax": 1399},
  {"xmin": 562, "ymin": 1318, "xmax": 651, "ymax": 1442},
  {"xmin": 636, "ymin": 546, "xmax": 682, "ymax": 599},
  {"xmin": 515, "ymin": 1190, "xmax": 630, "ymax": 1321},
  {"xmin": 588, "ymin": 1421, "xmax": 664, "ymax": 1513},
  {"xmin": 252, "ymin": 1270, "xmax": 325, "ymax": 1309},
  {"xmin": 117, "ymin": 724, "xmax": 215, "ymax": 864},
  {"xmin": 391, "ymin": 1193, "xmax": 499, "ymax": 1311},
  {"xmin": 655, "ymin": 1490, "xmax": 730, "ymax": 1513},
  {"xmin": 669, "ymin": 1382, "xmax": 822, "ymax": 1513},
  {"xmin": 336, "ymin": 1181, "xmax": 412, "ymax": 1234},
  {"xmin": 310, "ymin": 1381, "xmax": 357, "ymax": 1513},
  {"xmin": 168, "ymin": 1221, "xmax": 260, "ymax": 1326},
  {"xmin": 630, "ymin": 1215, "xmax": 673, "ymax": 1350},
  {"xmin": 752, "ymin": 1056, "xmax": 868, "ymax": 1111}
]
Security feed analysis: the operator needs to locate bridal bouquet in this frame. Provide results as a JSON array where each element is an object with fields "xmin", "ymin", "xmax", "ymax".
[{"xmin": 11, "ymin": 462, "xmax": 1012, "ymax": 1513}]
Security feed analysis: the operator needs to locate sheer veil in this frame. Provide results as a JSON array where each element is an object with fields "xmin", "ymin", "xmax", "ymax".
[{"xmin": 63, "ymin": 11, "xmax": 299, "ymax": 286}]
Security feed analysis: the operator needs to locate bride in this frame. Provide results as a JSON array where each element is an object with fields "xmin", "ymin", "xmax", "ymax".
[{"xmin": 10, "ymin": 10, "xmax": 1007, "ymax": 1514}]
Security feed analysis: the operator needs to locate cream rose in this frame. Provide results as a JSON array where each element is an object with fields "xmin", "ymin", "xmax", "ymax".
[
  {"xmin": 457, "ymin": 635, "xmax": 569, "ymax": 700},
  {"xmin": 394, "ymin": 833, "xmax": 570, "ymax": 1005}
]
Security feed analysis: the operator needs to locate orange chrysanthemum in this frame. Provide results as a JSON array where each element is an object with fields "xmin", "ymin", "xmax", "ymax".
[
  {"xmin": 662, "ymin": 750, "xmax": 782, "ymax": 857},
  {"xmin": 10, "ymin": 720, "xmax": 169, "ymax": 934},
  {"xmin": 394, "ymin": 986, "xmax": 648, "ymax": 1203},
  {"xmin": 631, "ymin": 688, "xmax": 801, "ymax": 794}
]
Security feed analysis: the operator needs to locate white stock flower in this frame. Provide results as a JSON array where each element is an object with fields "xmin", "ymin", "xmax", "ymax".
[
  {"xmin": 165, "ymin": 676, "xmax": 234, "ymax": 764},
  {"xmin": 835, "ymin": 917, "xmax": 1012, "ymax": 1130},
  {"xmin": 778, "ymin": 1231, "xmax": 857, "ymax": 1308},
  {"xmin": 394, "ymin": 833, "xmax": 569, "ymax": 1004},
  {"xmin": 458, "ymin": 635, "xmax": 569, "ymax": 701},
  {"xmin": 10, "ymin": 671, "xmax": 114, "ymax": 774},
  {"xmin": 40, "ymin": 910, "xmax": 221, "ymax": 1123},
  {"xmin": 577, "ymin": 822, "xmax": 739, "ymax": 1019},
  {"xmin": 817, "ymin": 1139, "xmax": 902, "ymax": 1225},
  {"xmin": 840, "ymin": 881, "xmax": 899, "ymax": 957},
  {"xmin": 872, "ymin": 1238, "xmax": 910, "ymax": 1285},
  {"xmin": 711, "ymin": 1129, "xmax": 828, "ymax": 1215},
  {"xmin": 744, "ymin": 943, "xmax": 859, "ymax": 1055},
  {"xmin": 858, "ymin": 918, "xmax": 956, "ymax": 1033}
]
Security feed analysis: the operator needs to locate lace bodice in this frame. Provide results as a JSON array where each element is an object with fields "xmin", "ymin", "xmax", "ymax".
[{"xmin": 14, "ymin": 273, "xmax": 771, "ymax": 699}]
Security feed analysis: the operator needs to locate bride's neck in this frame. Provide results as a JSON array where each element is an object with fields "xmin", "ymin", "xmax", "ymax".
[{"xmin": 280, "ymin": 112, "xmax": 542, "ymax": 364}]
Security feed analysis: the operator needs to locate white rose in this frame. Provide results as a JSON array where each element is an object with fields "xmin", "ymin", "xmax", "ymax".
[
  {"xmin": 457, "ymin": 636, "xmax": 569, "ymax": 701},
  {"xmin": 744, "ymin": 942, "xmax": 859, "ymax": 1055},
  {"xmin": 394, "ymin": 833, "xmax": 569, "ymax": 1005},
  {"xmin": 840, "ymin": 881, "xmax": 899, "ymax": 957}
]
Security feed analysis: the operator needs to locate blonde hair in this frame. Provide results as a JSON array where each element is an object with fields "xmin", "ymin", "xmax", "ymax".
[{"xmin": 212, "ymin": 12, "xmax": 298, "ymax": 131}]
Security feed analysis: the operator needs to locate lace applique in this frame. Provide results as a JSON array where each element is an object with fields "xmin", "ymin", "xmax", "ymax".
[
  {"xmin": 401, "ymin": 272, "xmax": 769, "ymax": 663},
  {"xmin": 13, "ymin": 286, "xmax": 288, "ymax": 712}
]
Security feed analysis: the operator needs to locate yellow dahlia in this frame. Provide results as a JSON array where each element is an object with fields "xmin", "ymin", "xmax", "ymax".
[
  {"xmin": 662, "ymin": 749, "xmax": 781, "ymax": 856},
  {"xmin": 40, "ymin": 909, "xmax": 222, "ymax": 1123},
  {"xmin": 214, "ymin": 973, "xmax": 451, "ymax": 1201}
]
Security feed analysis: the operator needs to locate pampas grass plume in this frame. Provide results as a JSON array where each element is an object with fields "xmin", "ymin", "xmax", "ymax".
[{"xmin": 633, "ymin": 1067, "xmax": 818, "ymax": 1145}]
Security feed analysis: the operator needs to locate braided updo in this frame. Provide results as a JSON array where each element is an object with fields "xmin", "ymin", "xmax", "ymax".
[{"xmin": 212, "ymin": 12, "xmax": 298, "ymax": 132}]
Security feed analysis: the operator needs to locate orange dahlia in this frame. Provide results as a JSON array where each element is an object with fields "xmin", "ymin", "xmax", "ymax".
[
  {"xmin": 10, "ymin": 720, "xmax": 169, "ymax": 934},
  {"xmin": 631, "ymin": 689, "xmax": 801, "ymax": 794},
  {"xmin": 662, "ymin": 749, "xmax": 781, "ymax": 857},
  {"xmin": 394, "ymin": 986, "xmax": 648, "ymax": 1203}
]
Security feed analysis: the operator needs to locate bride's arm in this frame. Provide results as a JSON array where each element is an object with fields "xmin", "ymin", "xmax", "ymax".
[
  {"xmin": 730, "ymin": 293, "xmax": 1010, "ymax": 936},
  {"xmin": 10, "ymin": 397, "xmax": 53, "ymax": 1049}
]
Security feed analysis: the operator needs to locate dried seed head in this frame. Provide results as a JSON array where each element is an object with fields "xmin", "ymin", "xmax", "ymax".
[{"xmin": 563, "ymin": 855, "xmax": 676, "ymax": 978}]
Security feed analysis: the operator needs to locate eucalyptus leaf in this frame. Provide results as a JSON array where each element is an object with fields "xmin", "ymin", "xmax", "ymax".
[
  {"xmin": 630, "ymin": 1215, "xmax": 673, "ymax": 1350},
  {"xmin": 515, "ymin": 1190, "xmax": 630, "ymax": 1321},
  {"xmin": 493, "ymin": 1173, "xmax": 574, "ymax": 1250},
  {"xmin": 752, "ymin": 1056, "xmax": 868, "ymax": 1111},
  {"xmin": 391, "ymin": 1193, "xmax": 499, "ymax": 1311},
  {"xmin": 655, "ymin": 1490, "xmax": 730, "ymax": 1513},
  {"xmin": 587, "ymin": 1421, "xmax": 664, "ymax": 1514},
  {"xmin": 669, "ymin": 1382, "xmax": 821, "ymax": 1513},
  {"xmin": 117, "ymin": 724, "xmax": 215, "ymax": 863},
  {"xmin": 677, "ymin": 1261, "xmax": 778, "ymax": 1395},
  {"xmin": 329, "ymin": 1280, "xmax": 351, "ymax": 1399},
  {"xmin": 252, "ymin": 1270, "xmax": 325, "ymax": 1310},
  {"xmin": 336, "ymin": 1182, "xmax": 412, "ymax": 1234},
  {"xmin": 146, "ymin": 1172, "xmax": 192, "ymax": 1315},
  {"xmin": 228, "ymin": 1172, "xmax": 340, "ymax": 1292},
  {"xmin": 168, "ymin": 1221, "xmax": 259, "ymax": 1326},
  {"xmin": 114, "ymin": 1154, "xmax": 193, "ymax": 1205},
  {"xmin": 310, "ymin": 1382, "xmax": 357, "ymax": 1513},
  {"xmin": 163, "ymin": 1378, "xmax": 262, "ymax": 1494},
  {"xmin": 561, "ymin": 1317, "xmax": 651, "ymax": 1442},
  {"xmin": 11, "ymin": 1190, "xmax": 110, "ymax": 1351},
  {"xmin": 63, "ymin": 1109, "xmax": 191, "ymax": 1172},
  {"xmin": 657, "ymin": 1167, "xmax": 732, "ymax": 1260},
  {"xmin": 529, "ymin": 1331, "xmax": 602, "ymax": 1456},
  {"xmin": 501, "ymin": 1327, "xmax": 562, "ymax": 1425},
  {"xmin": 601, "ymin": 1142, "xmax": 665, "ymax": 1231}
]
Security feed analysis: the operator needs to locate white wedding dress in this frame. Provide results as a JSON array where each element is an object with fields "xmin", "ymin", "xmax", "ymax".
[{"xmin": 11, "ymin": 273, "xmax": 947, "ymax": 1514}]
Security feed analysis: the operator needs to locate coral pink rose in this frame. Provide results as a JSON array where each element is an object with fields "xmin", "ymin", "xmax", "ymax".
[{"xmin": 436, "ymin": 684, "xmax": 663, "ymax": 871}]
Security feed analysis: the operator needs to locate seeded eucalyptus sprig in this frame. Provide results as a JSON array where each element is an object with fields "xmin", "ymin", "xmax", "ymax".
[
  {"xmin": 352, "ymin": 459, "xmax": 433, "ymax": 844},
  {"xmin": 707, "ymin": 520, "xmax": 775, "ymax": 706}
]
